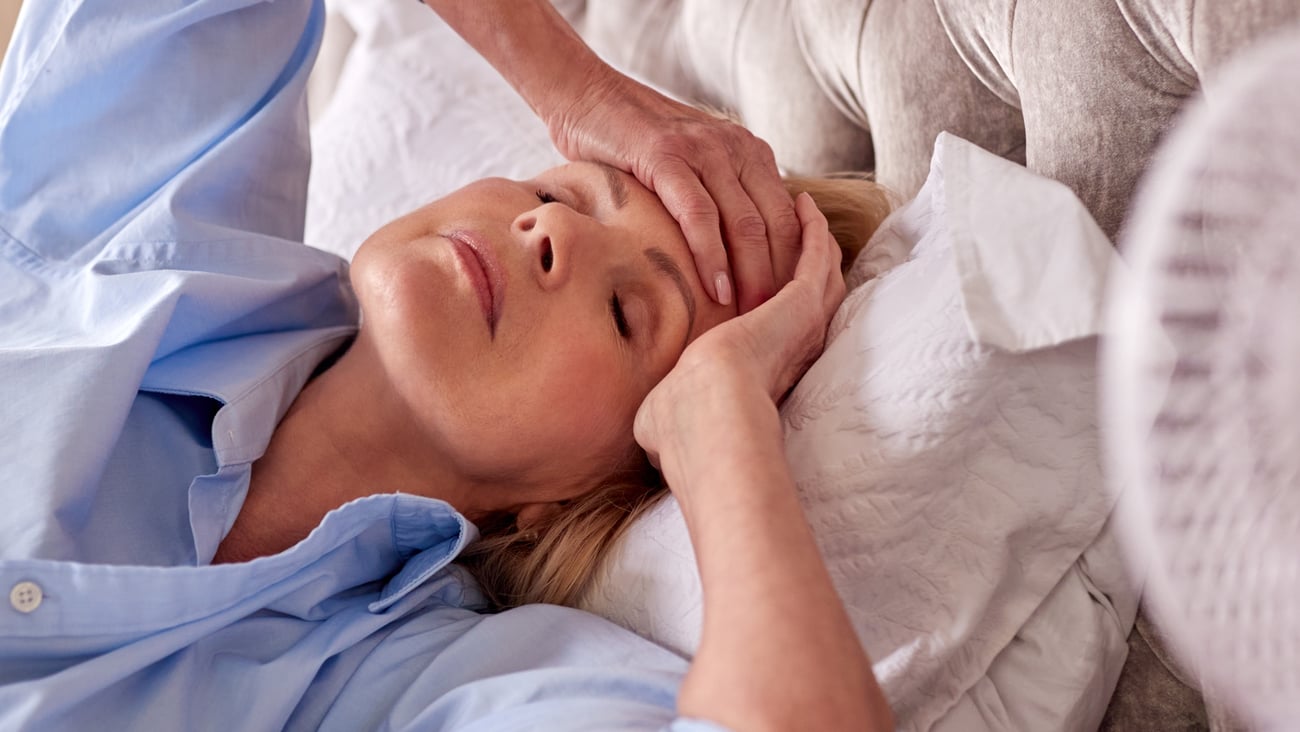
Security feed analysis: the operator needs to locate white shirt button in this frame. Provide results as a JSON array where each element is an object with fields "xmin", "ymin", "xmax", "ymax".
[{"xmin": 10, "ymin": 581, "xmax": 43, "ymax": 613}]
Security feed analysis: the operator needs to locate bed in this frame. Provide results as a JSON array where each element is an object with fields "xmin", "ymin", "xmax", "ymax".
[{"xmin": 303, "ymin": 1, "xmax": 1300, "ymax": 729}]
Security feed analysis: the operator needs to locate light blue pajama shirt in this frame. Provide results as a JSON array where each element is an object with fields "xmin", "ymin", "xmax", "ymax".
[{"xmin": 0, "ymin": 1, "xmax": 725, "ymax": 730}]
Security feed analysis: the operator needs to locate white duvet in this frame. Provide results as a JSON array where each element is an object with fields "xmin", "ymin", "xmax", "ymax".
[{"xmin": 306, "ymin": 3, "xmax": 1136, "ymax": 729}]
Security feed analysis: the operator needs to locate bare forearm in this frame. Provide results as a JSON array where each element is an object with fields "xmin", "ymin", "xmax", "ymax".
[
  {"xmin": 665, "ymin": 409, "xmax": 892, "ymax": 732},
  {"xmin": 420, "ymin": 0, "xmax": 609, "ymax": 127}
]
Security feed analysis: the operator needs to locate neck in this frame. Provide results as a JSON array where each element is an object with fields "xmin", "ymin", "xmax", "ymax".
[{"xmin": 214, "ymin": 335, "xmax": 474, "ymax": 563}]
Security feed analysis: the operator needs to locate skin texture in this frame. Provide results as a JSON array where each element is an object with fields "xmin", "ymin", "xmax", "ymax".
[{"xmin": 422, "ymin": 0, "xmax": 801, "ymax": 314}]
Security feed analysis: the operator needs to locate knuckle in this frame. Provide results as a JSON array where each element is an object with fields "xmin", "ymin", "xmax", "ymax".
[
  {"xmin": 644, "ymin": 143, "xmax": 701, "ymax": 179},
  {"xmin": 732, "ymin": 124, "xmax": 765, "ymax": 146},
  {"xmin": 772, "ymin": 209, "xmax": 802, "ymax": 246},
  {"xmin": 780, "ymin": 281, "xmax": 817, "ymax": 316},
  {"xmin": 775, "ymin": 199, "xmax": 800, "ymax": 225},
  {"xmin": 829, "ymin": 275, "xmax": 847, "ymax": 300},
  {"xmin": 751, "ymin": 140, "xmax": 779, "ymax": 169},
  {"xmin": 728, "ymin": 212, "xmax": 768, "ymax": 245},
  {"xmin": 643, "ymin": 154, "xmax": 689, "ymax": 184},
  {"xmin": 829, "ymin": 240, "xmax": 844, "ymax": 264},
  {"xmin": 679, "ymin": 202, "xmax": 721, "ymax": 231},
  {"xmin": 653, "ymin": 133, "xmax": 702, "ymax": 159}
]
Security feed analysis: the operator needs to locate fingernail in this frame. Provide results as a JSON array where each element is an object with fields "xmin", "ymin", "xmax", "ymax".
[{"xmin": 713, "ymin": 272, "xmax": 733, "ymax": 306}]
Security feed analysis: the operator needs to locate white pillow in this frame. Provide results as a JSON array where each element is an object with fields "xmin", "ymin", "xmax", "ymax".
[{"xmin": 305, "ymin": 5, "xmax": 1132, "ymax": 727}]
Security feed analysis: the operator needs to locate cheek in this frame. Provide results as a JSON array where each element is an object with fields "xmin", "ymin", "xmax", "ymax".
[
  {"xmin": 353, "ymin": 241, "xmax": 477, "ymax": 377},
  {"xmin": 504, "ymin": 340, "xmax": 637, "ymax": 449},
  {"xmin": 401, "ymin": 328, "xmax": 644, "ymax": 487},
  {"xmin": 352, "ymin": 228, "xmax": 438, "ymax": 327}
]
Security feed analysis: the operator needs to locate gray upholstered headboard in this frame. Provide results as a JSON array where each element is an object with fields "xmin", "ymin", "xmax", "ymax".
[{"xmin": 568, "ymin": 0, "xmax": 1299, "ymax": 240}]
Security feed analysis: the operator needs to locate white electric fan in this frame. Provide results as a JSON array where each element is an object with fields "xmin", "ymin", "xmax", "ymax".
[{"xmin": 1104, "ymin": 24, "xmax": 1300, "ymax": 730}]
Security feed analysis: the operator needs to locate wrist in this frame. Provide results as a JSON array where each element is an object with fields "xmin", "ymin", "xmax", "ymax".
[
  {"xmin": 657, "ymin": 403, "xmax": 787, "ymax": 516},
  {"xmin": 423, "ymin": 0, "xmax": 610, "ymax": 138}
]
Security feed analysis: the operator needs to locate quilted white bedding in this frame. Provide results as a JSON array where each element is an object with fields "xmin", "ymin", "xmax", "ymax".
[{"xmin": 305, "ymin": 3, "xmax": 1137, "ymax": 729}]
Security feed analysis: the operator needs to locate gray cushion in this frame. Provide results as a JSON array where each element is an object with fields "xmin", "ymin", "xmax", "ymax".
[{"xmin": 572, "ymin": 0, "xmax": 1300, "ymax": 238}]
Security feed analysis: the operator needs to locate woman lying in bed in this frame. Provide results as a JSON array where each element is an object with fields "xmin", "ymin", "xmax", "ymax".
[
  {"xmin": 0, "ymin": 1, "xmax": 891, "ymax": 731},
  {"xmin": 218, "ymin": 159, "xmax": 893, "ymax": 727}
]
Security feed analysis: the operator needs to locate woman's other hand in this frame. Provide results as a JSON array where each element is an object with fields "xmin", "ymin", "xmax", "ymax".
[
  {"xmin": 551, "ymin": 70, "xmax": 801, "ymax": 315},
  {"xmin": 634, "ymin": 193, "xmax": 844, "ymax": 497},
  {"xmin": 633, "ymin": 193, "xmax": 889, "ymax": 731}
]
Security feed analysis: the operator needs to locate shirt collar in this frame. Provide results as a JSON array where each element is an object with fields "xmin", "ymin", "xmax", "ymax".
[{"xmin": 372, "ymin": 496, "xmax": 481, "ymax": 612}]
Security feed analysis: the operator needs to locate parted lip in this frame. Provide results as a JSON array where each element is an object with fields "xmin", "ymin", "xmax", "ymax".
[{"xmin": 445, "ymin": 229, "xmax": 505, "ymax": 336}]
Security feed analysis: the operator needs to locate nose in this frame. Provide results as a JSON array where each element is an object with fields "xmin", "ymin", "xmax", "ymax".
[{"xmin": 512, "ymin": 204, "xmax": 575, "ymax": 291}]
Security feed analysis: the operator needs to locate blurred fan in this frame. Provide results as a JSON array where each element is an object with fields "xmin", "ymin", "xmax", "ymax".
[{"xmin": 1104, "ymin": 24, "xmax": 1300, "ymax": 729}]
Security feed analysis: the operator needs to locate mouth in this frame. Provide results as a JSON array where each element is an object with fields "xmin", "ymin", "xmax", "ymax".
[{"xmin": 445, "ymin": 229, "xmax": 505, "ymax": 336}]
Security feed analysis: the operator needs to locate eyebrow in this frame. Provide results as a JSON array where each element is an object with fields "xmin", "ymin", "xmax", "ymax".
[
  {"xmin": 643, "ymin": 247, "xmax": 696, "ymax": 352},
  {"xmin": 598, "ymin": 163, "xmax": 629, "ymax": 210}
]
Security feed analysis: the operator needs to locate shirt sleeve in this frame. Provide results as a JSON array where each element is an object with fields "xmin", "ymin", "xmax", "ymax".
[
  {"xmin": 0, "ymin": 0, "xmax": 324, "ymax": 264},
  {"xmin": 307, "ymin": 603, "xmax": 741, "ymax": 732}
]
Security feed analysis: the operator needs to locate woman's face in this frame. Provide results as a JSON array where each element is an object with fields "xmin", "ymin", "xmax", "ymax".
[{"xmin": 350, "ymin": 162, "xmax": 735, "ymax": 506}]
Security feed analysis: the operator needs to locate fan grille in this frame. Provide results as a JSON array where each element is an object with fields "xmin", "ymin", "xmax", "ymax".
[{"xmin": 1107, "ymin": 27, "xmax": 1300, "ymax": 727}]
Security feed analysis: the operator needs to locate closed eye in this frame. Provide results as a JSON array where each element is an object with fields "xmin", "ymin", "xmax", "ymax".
[
  {"xmin": 536, "ymin": 190, "xmax": 559, "ymax": 205},
  {"xmin": 610, "ymin": 293, "xmax": 631, "ymax": 338}
]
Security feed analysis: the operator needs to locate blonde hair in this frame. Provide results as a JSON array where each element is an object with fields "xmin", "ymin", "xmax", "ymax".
[
  {"xmin": 457, "ymin": 175, "xmax": 894, "ymax": 610},
  {"xmin": 784, "ymin": 174, "xmax": 895, "ymax": 273}
]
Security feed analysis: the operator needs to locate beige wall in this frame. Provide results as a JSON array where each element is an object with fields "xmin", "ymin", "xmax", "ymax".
[{"xmin": 1, "ymin": 0, "xmax": 22, "ymax": 63}]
